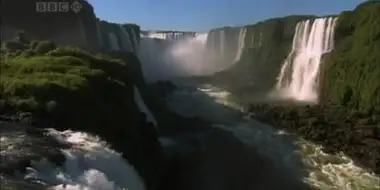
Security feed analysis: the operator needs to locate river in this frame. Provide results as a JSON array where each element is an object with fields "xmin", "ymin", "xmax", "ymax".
[{"xmin": 166, "ymin": 83, "xmax": 380, "ymax": 190}]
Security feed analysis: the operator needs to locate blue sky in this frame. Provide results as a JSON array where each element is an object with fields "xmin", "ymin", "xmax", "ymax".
[{"xmin": 89, "ymin": 0, "xmax": 365, "ymax": 31}]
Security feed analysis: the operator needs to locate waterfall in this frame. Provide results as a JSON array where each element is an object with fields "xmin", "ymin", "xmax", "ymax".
[
  {"xmin": 169, "ymin": 33, "xmax": 210, "ymax": 75},
  {"xmin": 119, "ymin": 25, "xmax": 133, "ymax": 52},
  {"xmin": 138, "ymin": 28, "xmax": 250, "ymax": 81},
  {"xmin": 138, "ymin": 37, "xmax": 170, "ymax": 81},
  {"xmin": 234, "ymin": 28, "xmax": 247, "ymax": 62},
  {"xmin": 78, "ymin": 17, "xmax": 88, "ymax": 47},
  {"xmin": 220, "ymin": 30, "xmax": 225, "ymax": 59},
  {"xmin": 138, "ymin": 32, "xmax": 210, "ymax": 81},
  {"xmin": 96, "ymin": 22, "xmax": 103, "ymax": 47},
  {"xmin": 275, "ymin": 17, "xmax": 337, "ymax": 102},
  {"xmin": 130, "ymin": 29, "xmax": 139, "ymax": 53},
  {"xmin": 108, "ymin": 33, "xmax": 120, "ymax": 51},
  {"xmin": 147, "ymin": 32, "xmax": 196, "ymax": 40}
]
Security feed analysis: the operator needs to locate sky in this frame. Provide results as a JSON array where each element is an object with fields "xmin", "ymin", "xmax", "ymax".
[{"xmin": 89, "ymin": 0, "xmax": 366, "ymax": 31}]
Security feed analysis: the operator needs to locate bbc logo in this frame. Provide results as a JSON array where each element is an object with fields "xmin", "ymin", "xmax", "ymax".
[{"xmin": 36, "ymin": 1, "xmax": 83, "ymax": 13}]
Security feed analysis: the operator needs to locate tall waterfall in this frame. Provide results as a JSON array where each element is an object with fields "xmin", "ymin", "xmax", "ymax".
[
  {"xmin": 276, "ymin": 17, "xmax": 337, "ymax": 102},
  {"xmin": 119, "ymin": 25, "xmax": 133, "ymax": 52},
  {"xmin": 234, "ymin": 28, "xmax": 247, "ymax": 62},
  {"xmin": 220, "ymin": 30, "xmax": 225, "ymax": 58},
  {"xmin": 108, "ymin": 33, "xmax": 120, "ymax": 51},
  {"xmin": 131, "ymin": 29, "xmax": 139, "ymax": 53}
]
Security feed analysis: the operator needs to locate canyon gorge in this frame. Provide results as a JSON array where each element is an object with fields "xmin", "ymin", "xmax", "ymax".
[{"xmin": 1, "ymin": 0, "xmax": 380, "ymax": 190}]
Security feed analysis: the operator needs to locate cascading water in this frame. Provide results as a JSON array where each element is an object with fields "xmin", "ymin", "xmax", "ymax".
[
  {"xmin": 147, "ymin": 32, "xmax": 194, "ymax": 40},
  {"xmin": 129, "ymin": 29, "xmax": 139, "ymax": 53},
  {"xmin": 276, "ymin": 17, "xmax": 337, "ymax": 102},
  {"xmin": 96, "ymin": 22, "xmax": 103, "ymax": 47},
  {"xmin": 108, "ymin": 33, "xmax": 120, "ymax": 51},
  {"xmin": 119, "ymin": 25, "xmax": 133, "ymax": 52},
  {"xmin": 138, "ymin": 28, "xmax": 248, "ymax": 81},
  {"xmin": 233, "ymin": 28, "xmax": 247, "ymax": 62},
  {"xmin": 220, "ymin": 30, "xmax": 225, "ymax": 59},
  {"xmin": 7, "ymin": 128, "xmax": 146, "ymax": 190}
]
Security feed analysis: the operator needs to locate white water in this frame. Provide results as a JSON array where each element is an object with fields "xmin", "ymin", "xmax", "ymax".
[
  {"xmin": 276, "ymin": 17, "xmax": 337, "ymax": 102},
  {"xmin": 133, "ymin": 86, "xmax": 157, "ymax": 127},
  {"xmin": 108, "ymin": 33, "xmax": 120, "ymax": 51},
  {"xmin": 167, "ymin": 84, "xmax": 380, "ymax": 190},
  {"xmin": 234, "ymin": 28, "xmax": 247, "ymax": 62},
  {"xmin": 18, "ymin": 129, "xmax": 145, "ymax": 190}
]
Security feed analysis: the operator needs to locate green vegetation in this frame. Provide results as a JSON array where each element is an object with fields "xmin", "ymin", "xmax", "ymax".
[
  {"xmin": 0, "ymin": 32, "xmax": 139, "ymax": 134},
  {"xmin": 0, "ymin": 32, "xmax": 165, "ymax": 188},
  {"xmin": 320, "ymin": 1, "xmax": 380, "ymax": 112}
]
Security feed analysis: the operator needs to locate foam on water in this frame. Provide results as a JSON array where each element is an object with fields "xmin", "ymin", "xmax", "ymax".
[
  {"xmin": 167, "ymin": 84, "xmax": 380, "ymax": 190},
  {"xmin": 17, "ymin": 129, "xmax": 146, "ymax": 190}
]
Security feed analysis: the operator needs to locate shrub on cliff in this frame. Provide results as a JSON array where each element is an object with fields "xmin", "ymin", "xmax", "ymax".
[
  {"xmin": 0, "ymin": 44, "xmax": 137, "ymax": 133},
  {"xmin": 2, "ymin": 41, "xmax": 26, "ymax": 52},
  {"xmin": 320, "ymin": 1, "xmax": 380, "ymax": 111},
  {"xmin": 15, "ymin": 31, "xmax": 30, "ymax": 44},
  {"xmin": 34, "ymin": 40, "xmax": 57, "ymax": 54}
]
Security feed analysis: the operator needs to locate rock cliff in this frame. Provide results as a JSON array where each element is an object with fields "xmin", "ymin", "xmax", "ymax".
[
  {"xmin": 319, "ymin": 1, "xmax": 380, "ymax": 112},
  {"xmin": 207, "ymin": 15, "xmax": 317, "ymax": 95},
  {"xmin": 1, "ymin": 0, "xmax": 160, "ymax": 189},
  {"xmin": 2, "ymin": 0, "xmax": 140, "ymax": 53}
]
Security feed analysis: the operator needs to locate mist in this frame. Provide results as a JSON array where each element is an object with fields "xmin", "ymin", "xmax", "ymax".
[{"xmin": 138, "ymin": 30, "xmax": 244, "ymax": 82}]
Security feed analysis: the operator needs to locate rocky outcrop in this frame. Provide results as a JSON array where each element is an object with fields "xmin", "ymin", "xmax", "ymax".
[
  {"xmin": 1, "ymin": 0, "xmax": 140, "ymax": 53},
  {"xmin": 2, "ymin": 0, "xmax": 97, "ymax": 50},
  {"xmin": 247, "ymin": 103, "xmax": 380, "ymax": 174},
  {"xmin": 1, "ymin": 29, "xmax": 158, "ymax": 190}
]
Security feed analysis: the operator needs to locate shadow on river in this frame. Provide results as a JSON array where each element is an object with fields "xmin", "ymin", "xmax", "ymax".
[{"xmin": 157, "ymin": 83, "xmax": 314, "ymax": 190}]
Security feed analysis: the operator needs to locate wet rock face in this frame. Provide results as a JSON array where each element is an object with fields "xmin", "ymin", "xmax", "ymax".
[
  {"xmin": 0, "ymin": 119, "xmax": 70, "ymax": 188},
  {"xmin": 98, "ymin": 21, "xmax": 141, "ymax": 52},
  {"xmin": 2, "ymin": 0, "xmax": 98, "ymax": 50},
  {"xmin": 248, "ymin": 103, "xmax": 380, "ymax": 174},
  {"xmin": 1, "ymin": 174, "xmax": 48, "ymax": 190}
]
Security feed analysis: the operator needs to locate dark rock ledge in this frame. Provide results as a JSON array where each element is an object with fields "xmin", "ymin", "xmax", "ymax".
[{"xmin": 247, "ymin": 103, "xmax": 380, "ymax": 174}]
